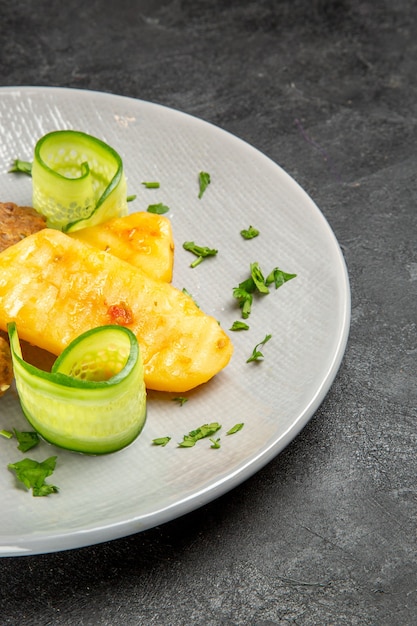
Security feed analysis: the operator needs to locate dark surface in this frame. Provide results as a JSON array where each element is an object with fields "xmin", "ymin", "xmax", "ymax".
[{"xmin": 0, "ymin": 1, "xmax": 416, "ymax": 624}]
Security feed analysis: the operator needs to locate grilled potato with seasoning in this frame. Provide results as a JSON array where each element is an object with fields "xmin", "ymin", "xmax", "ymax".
[
  {"xmin": 69, "ymin": 211, "xmax": 174, "ymax": 282},
  {"xmin": 0, "ymin": 229, "xmax": 233, "ymax": 392}
]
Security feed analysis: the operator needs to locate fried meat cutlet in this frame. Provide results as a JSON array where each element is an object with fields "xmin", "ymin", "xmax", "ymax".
[
  {"xmin": 0, "ymin": 202, "xmax": 47, "ymax": 393},
  {"xmin": 0, "ymin": 330, "xmax": 13, "ymax": 396},
  {"xmin": 0, "ymin": 201, "xmax": 46, "ymax": 253}
]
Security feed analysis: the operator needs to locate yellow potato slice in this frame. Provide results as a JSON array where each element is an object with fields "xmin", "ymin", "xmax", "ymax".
[
  {"xmin": 0, "ymin": 229, "xmax": 232, "ymax": 392},
  {"xmin": 69, "ymin": 211, "xmax": 174, "ymax": 282}
]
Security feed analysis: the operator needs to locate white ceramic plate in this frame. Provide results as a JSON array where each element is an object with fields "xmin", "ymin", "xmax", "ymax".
[{"xmin": 0, "ymin": 87, "xmax": 350, "ymax": 556}]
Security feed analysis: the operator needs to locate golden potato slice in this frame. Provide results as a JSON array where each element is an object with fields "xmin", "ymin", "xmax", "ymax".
[
  {"xmin": 0, "ymin": 229, "xmax": 232, "ymax": 392},
  {"xmin": 69, "ymin": 211, "xmax": 174, "ymax": 282}
]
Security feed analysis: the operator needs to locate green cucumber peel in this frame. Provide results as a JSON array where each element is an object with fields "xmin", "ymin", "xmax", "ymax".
[
  {"xmin": 31, "ymin": 130, "xmax": 128, "ymax": 232},
  {"xmin": 8, "ymin": 323, "xmax": 146, "ymax": 455}
]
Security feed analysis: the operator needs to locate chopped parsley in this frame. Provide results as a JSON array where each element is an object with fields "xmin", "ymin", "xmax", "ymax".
[
  {"xmin": 141, "ymin": 181, "xmax": 160, "ymax": 189},
  {"xmin": 232, "ymin": 262, "xmax": 268, "ymax": 318},
  {"xmin": 8, "ymin": 456, "xmax": 59, "ymax": 497},
  {"xmin": 126, "ymin": 194, "xmax": 137, "ymax": 202},
  {"xmin": 198, "ymin": 171, "xmax": 211, "ymax": 198},
  {"xmin": 265, "ymin": 267, "xmax": 297, "ymax": 288},
  {"xmin": 152, "ymin": 436, "xmax": 171, "ymax": 447},
  {"xmin": 172, "ymin": 396, "xmax": 188, "ymax": 406},
  {"xmin": 9, "ymin": 159, "xmax": 32, "ymax": 176},
  {"xmin": 250, "ymin": 262, "xmax": 270, "ymax": 294},
  {"xmin": 0, "ymin": 429, "xmax": 13, "ymax": 440},
  {"xmin": 230, "ymin": 320, "xmax": 250, "ymax": 331},
  {"xmin": 226, "ymin": 423, "xmax": 244, "ymax": 435},
  {"xmin": 147, "ymin": 203, "xmax": 170, "ymax": 215},
  {"xmin": 233, "ymin": 262, "xmax": 296, "ymax": 318},
  {"xmin": 153, "ymin": 421, "xmax": 244, "ymax": 449},
  {"xmin": 1, "ymin": 428, "xmax": 40, "ymax": 451},
  {"xmin": 13, "ymin": 429, "xmax": 40, "ymax": 452},
  {"xmin": 183, "ymin": 241, "xmax": 218, "ymax": 268},
  {"xmin": 178, "ymin": 422, "xmax": 221, "ymax": 448},
  {"xmin": 240, "ymin": 225, "xmax": 259, "ymax": 240},
  {"xmin": 232, "ymin": 287, "xmax": 253, "ymax": 319},
  {"xmin": 247, "ymin": 334, "xmax": 272, "ymax": 363}
]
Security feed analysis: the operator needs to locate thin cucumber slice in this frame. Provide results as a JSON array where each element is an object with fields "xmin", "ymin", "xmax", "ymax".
[
  {"xmin": 32, "ymin": 130, "xmax": 128, "ymax": 232},
  {"xmin": 8, "ymin": 323, "xmax": 146, "ymax": 455}
]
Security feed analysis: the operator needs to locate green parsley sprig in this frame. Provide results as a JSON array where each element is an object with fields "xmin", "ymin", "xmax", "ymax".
[
  {"xmin": 152, "ymin": 436, "xmax": 171, "ymax": 447},
  {"xmin": 233, "ymin": 262, "xmax": 296, "ymax": 319},
  {"xmin": 179, "ymin": 422, "xmax": 221, "ymax": 448},
  {"xmin": 183, "ymin": 241, "xmax": 218, "ymax": 268},
  {"xmin": 198, "ymin": 171, "xmax": 211, "ymax": 198},
  {"xmin": 226, "ymin": 423, "xmax": 244, "ymax": 435},
  {"xmin": 141, "ymin": 181, "xmax": 160, "ymax": 189},
  {"xmin": 266, "ymin": 267, "xmax": 297, "ymax": 289},
  {"xmin": 152, "ymin": 423, "xmax": 245, "ymax": 450},
  {"xmin": 247, "ymin": 334, "xmax": 272, "ymax": 363},
  {"xmin": 147, "ymin": 203, "xmax": 170, "ymax": 215},
  {"xmin": 240, "ymin": 225, "xmax": 259, "ymax": 240},
  {"xmin": 9, "ymin": 159, "xmax": 32, "ymax": 176},
  {"xmin": 0, "ymin": 429, "xmax": 13, "ymax": 440},
  {"xmin": 230, "ymin": 321, "xmax": 250, "ymax": 331},
  {"xmin": 8, "ymin": 456, "xmax": 59, "ymax": 497},
  {"xmin": 172, "ymin": 396, "xmax": 188, "ymax": 406},
  {"xmin": 1, "ymin": 427, "xmax": 40, "ymax": 451},
  {"xmin": 13, "ymin": 429, "xmax": 40, "ymax": 452}
]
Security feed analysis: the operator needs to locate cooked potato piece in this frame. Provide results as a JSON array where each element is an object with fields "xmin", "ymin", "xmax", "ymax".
[
  {"xmin": 69, "ymin": 211, "xmax": 174, "ymax": 282},
  {"xmin": 0, "ymin": 229, "xmax": 232, "ymax": 392}
]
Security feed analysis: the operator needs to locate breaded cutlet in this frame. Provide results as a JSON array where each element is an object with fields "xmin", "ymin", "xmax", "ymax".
[{"xmin": 0, "ymin": 201, "xmax": 46, "ymax": 253}]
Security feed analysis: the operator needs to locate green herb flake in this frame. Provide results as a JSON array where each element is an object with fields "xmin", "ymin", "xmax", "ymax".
[
  {"xmin": 178, "ymin": 437, "xmax": 196, "ymax": 448},
  {"xmin": 8, "ymin": 456, "xmax": 59, "ymax": 497},
  {"xmin": 178, "ymin": 422, "xmax": 221, "ymax": 447},
  {"xmin": 232, "ymin": 287, "xmax": 253, "ymax": 319},
  {"xmin": 172, "ymin": 396, "xmax": 188, "ymax": 406},
  {"xmin": 247, "ymin": 334, "xmax": 272, "ymax": 363},
  {"xmin": 152, "ymin": 436, "xmax": 171, "ymax": 447},
  {"xmin": 265, "ymin": 267, "xmax": 297, "ymax": 288},
  {"xmin": 13, "ymin": 429, "xmax": 40, "ymax": 452},
  {"xmin": 240, "ymin": 226, "xmax": 259, "ymax": 240},
  {"xmin": 0, "ymin": 429, "xmax": 14, "ymax": 440},
  {"xmin": 226, "ymin": 423, "xmax": 244, "ymax": 435},
  {"xmin": 250, "ymin": 262, "xmax": 269, "ymax": 294},
  {"xmin": 233, "ymin": 263, "xmax": 296, "ymax": 319},
  {"xmin": 141, "ymin": 181, "xmax": 160, "ymax": 189},
  {"xmin": 32, "ymin": 483, "xmax": 59, "ymax": 497},
  {"xmin": 188, "ymin": 423, "xmax": 221, "ymax": 440},
  {"xmin": 126, "ymin": 194, "xmax": 137, "ymax": 202},
  {"xmin": 9, "ymin": 159, "xmax": 32, "ymax": 176},
  {"xmin": 232, "ymin": 263, "xmax": 267, "ymax": 319},
  {"xmin": 183, "ymin": 241, "xmax": 218, "ymax": 268},
  {"xmin": 147, "ymin": 203, "xmax": 170, "ymax": 215},
  {"xmin": 198, "ymin": 171, "xmax": 211, "ymax": 199},
  {"xmin": 210, "ymin": 437, "xmax": 221, "ymax": 449},
  {"xmin": 230, "ymin": 320, "xmax": 250, "ymax": 331}
]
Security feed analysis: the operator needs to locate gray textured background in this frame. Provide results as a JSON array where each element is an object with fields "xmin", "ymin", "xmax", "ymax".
[{"xmin": 0, "ymin": 1, "xmax": 416, "ymax": 624}]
